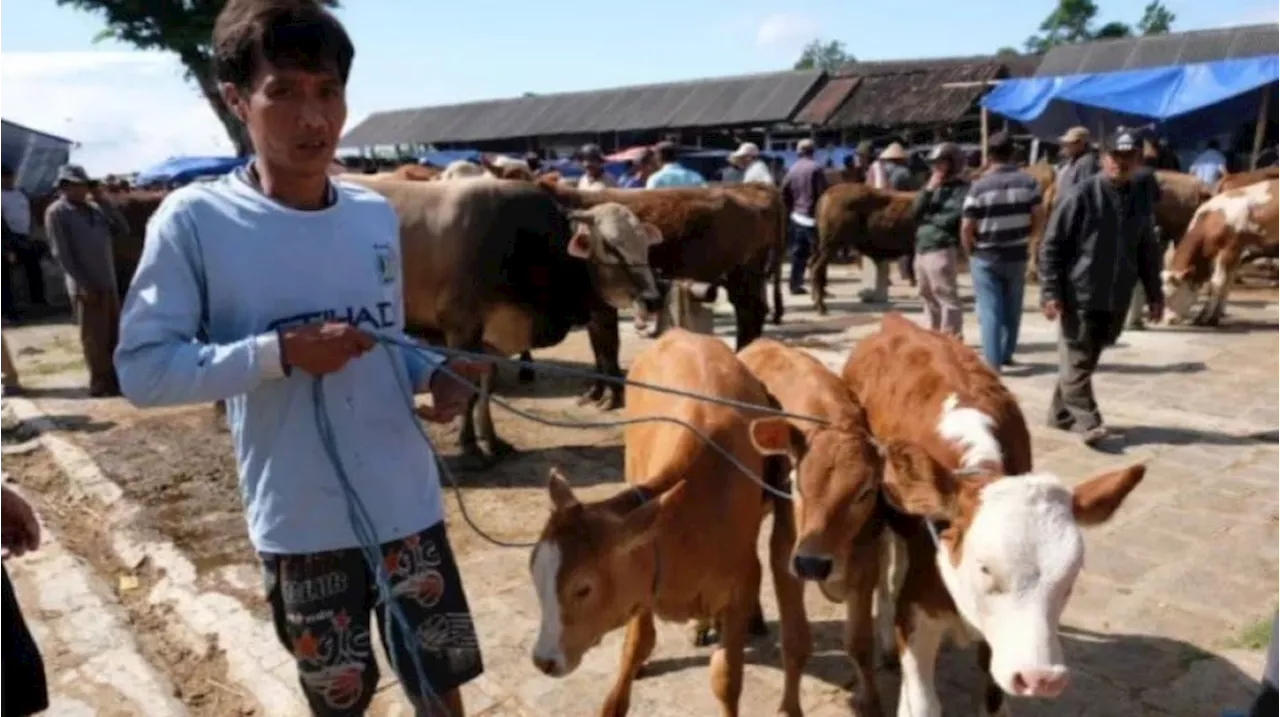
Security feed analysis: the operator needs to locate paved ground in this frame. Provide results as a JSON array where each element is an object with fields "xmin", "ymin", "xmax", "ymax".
[{"xmin": 2, "ymin": 267, "xmax": 1276, "ymax": 716}]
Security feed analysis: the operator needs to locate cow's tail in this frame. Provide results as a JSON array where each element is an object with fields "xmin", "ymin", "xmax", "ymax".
[{"xmin": 769, "ymin": 200, "xmax": 786, "ymax": 324}]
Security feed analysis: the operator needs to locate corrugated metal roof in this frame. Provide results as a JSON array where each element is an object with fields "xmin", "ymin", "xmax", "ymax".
[
  {"xmin": 793, "ymin": 77, "xmax": 861, "ymax": 125},
  {"xmin": 821, "ymin": 61, "xmax": 1005, "ymax": 128},
  {"xmin": 341, "ymin": 69, "xmax": 825, "ymax": 147},
  {"xmin": 1035, "ymin": 23, "xmax": 1279, "ymax": 76}
]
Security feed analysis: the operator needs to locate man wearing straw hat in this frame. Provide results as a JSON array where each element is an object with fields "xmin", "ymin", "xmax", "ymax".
[
  {"xmin": 728, "ymin": 142, "xmax": 775, "ymax": 186},
  {"xmin": 866, "ymin": 141, "xmax": 916, "ymax": 292},
  {"xmin": 1053, "ymin": 126, "xmax": 1099, "ymax": 202}
]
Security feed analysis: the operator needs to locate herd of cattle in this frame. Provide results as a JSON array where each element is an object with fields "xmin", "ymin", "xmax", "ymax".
[
  {"xmin": 52, "ymin": 154, "xmax": 1275, "ymax": 467},
  {"xmin": 530, "ymin": 320, "xmax": 1145, "ymax": 716}
]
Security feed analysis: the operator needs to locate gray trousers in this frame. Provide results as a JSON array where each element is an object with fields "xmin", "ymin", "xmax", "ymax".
[
  {"xmin": 1049, "ymin": 310, "xmax": 1122, "ymax": 432},
  {"xmin": 914, "ymin": 247, "xmax": 963, "ymax": 337}
]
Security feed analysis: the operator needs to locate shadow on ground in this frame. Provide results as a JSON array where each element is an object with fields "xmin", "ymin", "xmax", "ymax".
[
  {"xmin": 1007, "ymin": 360, "xmax": 1208, "ymax": 379},
  {"xmin": 493, "ymin": 357, "xmax": 607, "ymax": 400},
  {"xmin": 444, "ymin": 443, "xmax": 624, "ymax": 489},
  {"xmin": 640, "ymin": 619, "xmax": 1262, "ymax": 715}
]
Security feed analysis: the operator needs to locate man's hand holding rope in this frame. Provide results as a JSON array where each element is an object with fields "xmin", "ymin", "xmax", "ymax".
[{"xmin": 416, "ymin": 359, "xmax": 488, "ymax": 423}]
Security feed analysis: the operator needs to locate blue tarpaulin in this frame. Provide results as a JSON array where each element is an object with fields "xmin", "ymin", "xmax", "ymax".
[
  {"xmin": 417, "ymin": 149, "xmax": 484, "ymax": 167},
  {"xmin": 982, "ymin": 56, "xmax": 1280, "ymax": 143},
  {"xmin": 134, "ymin": 156, "xmax": 248, "ymax": 186}
]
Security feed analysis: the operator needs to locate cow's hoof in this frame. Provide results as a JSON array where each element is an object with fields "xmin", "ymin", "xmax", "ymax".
[
  {"xmin": 815, "ymin": 305, "xmax": 829, "ymax": 316},
  {"xmin": 594, "ymin": 393, "xmax": 623, "ymax": 412},
  {"xmin": 486, "ymin": 438, "xmax": 517, "ymax": 459},
  {"xmin": 516, "ymin": 367, "xmax": 536, "ymax": 384},
  {"xmin": 576, "ymin": 388, "xmax": 604, "ymax": 406},
  {"xmin": 690, "ymin": 622, "xmax": 717, "ymax": 647},
  {"xmin": 771, "ymin": 314, "xmax": 783, "ymax": 325},
  {"xmin": 748, "ymin": 611, "xmax": 770, "ymax": 639}
]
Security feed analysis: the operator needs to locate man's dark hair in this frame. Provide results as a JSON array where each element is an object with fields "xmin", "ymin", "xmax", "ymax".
[
  {"xmin": 988, "ymin": 131, "xmax": 1014, "ymax": 162},
  {"xmin": 212, "ymin": 0, "xmax": 355, "ymax": 89},
  {"xmin": 1206, "ymin": 139, "xmax": 1221, "ymax": 151},
  {"xmin": 654, "ymin": 141, "xmax": 678, "ymax": 164}
]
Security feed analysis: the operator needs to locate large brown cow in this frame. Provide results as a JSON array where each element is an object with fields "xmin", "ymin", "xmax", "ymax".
[
  {"xmin": 842, "ymin": 314, "xmax": 1144, "ymax": 716},
  {"xmin": 341, "ymin": 174, "xmax": 665, "ymax": 466},
  {"xmin": 539, "ymin": 180, "xmax": 786, "ymax": 409},
  {"xmin": 529, "ymin": 330, "xmax": 808, "ymax": 717},
  {"xmin": 1216, "ymin": 165, "xmax": 1279, "ymax": 194},
  {"xmin": 739, "ymin": 338, "xmax": 887, "ymax": 715},
  {"xmin": 1162, "ymin": 178, "xmax": 1279, "ymax": 326},
  {"xmin": 810, "ymin": 183, "xmax": 917, "ymax": 313}
]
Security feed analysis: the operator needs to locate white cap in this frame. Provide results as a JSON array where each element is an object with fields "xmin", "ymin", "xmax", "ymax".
[{"xmin": 730, "ymin": 142, "xmax": 761, "ymax": 159}]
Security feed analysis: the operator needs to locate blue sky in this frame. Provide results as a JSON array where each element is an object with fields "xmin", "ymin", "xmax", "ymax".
[{"xmin": 2, "ymin": 0, "xmax": 1276, "ymax": 173}]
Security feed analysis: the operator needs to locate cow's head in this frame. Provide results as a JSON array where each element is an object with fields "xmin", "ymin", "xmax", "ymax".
[
  {"xmin": 1160, "ymin": 266, "xmax": 1199, "ymax": 323},
  {"xmin": 879, "ymin": 441, "xmax": 1144, "ymax": 698},
  {"xmin": 749, "ymin": 417, "xmax": 881, "ymax": 595},
  {"xmin": 530, "ymin": 467, "xmax": 662, "ymax": 678},
  {"xmin": 566, "ymin": 204, "xmax": 664, "ymax": 313}
]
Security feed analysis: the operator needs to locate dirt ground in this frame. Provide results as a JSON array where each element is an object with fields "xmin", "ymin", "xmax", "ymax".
[{"xmin": 3, "ymin": 267, "xmax": 1277, "ymax": 716}]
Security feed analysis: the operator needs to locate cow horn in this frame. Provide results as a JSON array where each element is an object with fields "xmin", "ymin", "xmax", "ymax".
[{"xmin": 567, "ymin": 209, "xmax": 596, "ymax": 224}]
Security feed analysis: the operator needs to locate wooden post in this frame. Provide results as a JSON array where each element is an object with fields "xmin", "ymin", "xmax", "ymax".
[
  {"xmin": 1251, "ymin": 85, "xmax": 1272, "ymax": 170},
  {"xmin": 980, "ymin": 106, "xmax": 990, "ymax": 165}
]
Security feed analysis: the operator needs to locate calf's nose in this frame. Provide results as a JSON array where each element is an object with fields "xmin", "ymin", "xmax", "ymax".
[
  {"xmin": 1012, "ymin": 667, "xmax": 1069, "ymax": 697},
  {"xmin": 792, "ymin": 553, "xmax": 833, "ymax": 581},
  {"xmin": 532, "ymin": 655, "xmax": 561, "ymax": 677}
]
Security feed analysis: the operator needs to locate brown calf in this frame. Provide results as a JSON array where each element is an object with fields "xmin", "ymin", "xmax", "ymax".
[
  {"xmin": 811, "ymin": 183, "xmax": 917, "ymax": 313},
  {"xmin": 530, "ymin": 330, "xmax": 808, "ymax": 717},
  {"xmin": 739, "ymin": 338, "xmax": 887, "ymax": 715},
  {"xmin": 843, "ymin": 314, "xmax": 1144, "ymax": 716}
]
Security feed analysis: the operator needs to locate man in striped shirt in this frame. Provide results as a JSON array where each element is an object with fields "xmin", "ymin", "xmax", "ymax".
[{"xmin": 961, "ymin": 132, "xmax": 1044, "ymax": 372}]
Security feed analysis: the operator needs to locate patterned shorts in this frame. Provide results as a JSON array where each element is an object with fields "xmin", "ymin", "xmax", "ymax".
[{"xmin": 261, "ymin": 521, "xmax": 484, "ymax": 716}]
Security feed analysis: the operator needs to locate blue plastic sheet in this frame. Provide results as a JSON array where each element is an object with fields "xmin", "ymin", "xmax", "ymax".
[
  {"xmin": 416, "ymin": 149, "xmax": 484, "ymax": 167},
  {"xmin": 134, "ymin": 156, "xmax": 248, "ymax": 186},
  {"xmin": 982, "ymin": 56, "xmax": 1280, "ymax": 143}
]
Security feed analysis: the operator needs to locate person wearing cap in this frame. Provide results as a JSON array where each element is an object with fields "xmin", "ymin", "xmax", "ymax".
[
  {"xmin": 961, "ymin": 131, "xmax": 1044, "ymax": 372},
  {"xmin": 1038, "ymin": 127, "xmax": 1163, "ymax": 448},
  {"xmin": 2, "ymin": 166, "xmax": 46, "ymax": 317},
  {"xmin": 576, "ymin": 144, "xmax": 616, "ymax": 191},
  {"xmin": 780, "ymin": 138, "xmax": 828, "ymax": 295},
  {"xmin": 1053, "ymin": 126, "xmax": 1099, "ymax": 202},
  {"xmin": 646, "ymin": 141, "xmax": 707, "ymax": 189},
  {"xmin": 911, "ymin": 143, "xmax": 969, "ymax": 337},
  {"xmin": 1189, "ymin": 138, "xmax": 1229, "ymax": 188},
  {"xmin": 44, "ymin": 164, "xmax": 130, "ymax": 397},
  {"xmin": 729, "ymin": 142, "xmax": 774, "ymax": 186}
]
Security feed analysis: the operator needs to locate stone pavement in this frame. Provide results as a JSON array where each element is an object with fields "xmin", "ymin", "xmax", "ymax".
[{"xmin": 2, "ymin": 268, "xmax": 1276, "ymax": 716}]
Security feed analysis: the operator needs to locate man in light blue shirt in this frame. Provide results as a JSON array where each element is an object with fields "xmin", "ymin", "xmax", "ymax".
[
  {"xmin": 1189, "ymin": 139, "xmax": 1228, "ymax": 188},
  {"xmin": 645, "ymin": 141, "xmax": 707, "ymax": 189},
  {"xmin": 113, "ymin": 3, "xmax": 484, "ymax": 715}
]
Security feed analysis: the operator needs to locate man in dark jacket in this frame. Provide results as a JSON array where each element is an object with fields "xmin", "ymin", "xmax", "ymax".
[
  {"xmin": 1039, "ymin": 127, "xmax": 1163, "ymax": 447},
  {"xmin": 780, "ymin": 139, "xmax": 828, "ymax": 295}
]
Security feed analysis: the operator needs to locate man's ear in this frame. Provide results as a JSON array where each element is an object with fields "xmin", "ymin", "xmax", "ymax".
[
  {"xmin": 880, "ymin": 440, "xmax": 956, "ymax": 520},
  {"xmin": 614, "ymin": 498, "xmax": 662, "ymax": 554},
  {"xmin": 218, "ymin": 82, "xmax": 249, "ymax": 125},
  {"xmin": 1072, "ymin": 464, "xmax": 1145, "ymax": 526}
]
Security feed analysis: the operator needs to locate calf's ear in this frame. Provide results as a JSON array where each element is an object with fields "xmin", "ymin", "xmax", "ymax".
[
  {"xmin": 1072, "ymin": 464, "xmax": 1145, "ymax": 526},
  {"xmin": 880, "ymin": 440, "xmax": 956, "ymax": 520},
  {"xmin": 638, "ymin": 222, "xmax": 664, "ymax": 247},
  {"xmin": 566, "ymin": 225, "xmax": 593, "ymax": 259},
  {"xmin": 614, "ymin": 498, "xmax": 662, "ymax": 555},
  {"xmin": 548, "ymin": 467, "xmax": 580, "ymax": 511},
  {"xmin": 749, "ymin": 417, "xmax": 806, "ymax": 462}
]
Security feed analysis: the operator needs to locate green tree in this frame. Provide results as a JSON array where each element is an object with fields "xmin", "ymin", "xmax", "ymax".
[
  {"xmin": 1093, "ymin": 21, "xmax": 1133, "ymax": 40},
  {"xmin": 1137, "ymin": 0, "xmax": 1176, "ymax": 35},
  {"xmin": 995, "ymin": 46, "xmax": 1021, "ymax": 57},
  {"xmin": 59, "ymin": 0, "xmax": 340, "ymax": 157},
  {"xmin": 794, "ymin": 39, "xmax": 855, "ymax": 72}
]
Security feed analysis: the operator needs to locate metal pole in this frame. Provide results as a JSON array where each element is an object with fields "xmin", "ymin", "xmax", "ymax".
[
  {"xmin": 980, "ymin": 107, "xmax": 990, "ymax": 165},
  {"xmin": 1251, "ymin": 85, "xmax": 1272, "ymax": 170}
]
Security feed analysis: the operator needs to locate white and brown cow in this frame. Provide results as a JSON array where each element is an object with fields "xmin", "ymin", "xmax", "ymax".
[
  {"xmin": 1162, "ymin": 178, "xmax": 1279, "ymax": 326},
  {"xmin": 530, "ymin": 330, "xmax": 809, "ymax": 717},
  {"xmin": 843, "ymin": 314, "xmax": 1144, "ymax": 717}
]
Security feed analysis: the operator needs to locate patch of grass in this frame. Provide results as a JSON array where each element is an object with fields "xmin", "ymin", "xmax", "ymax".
[
  {"xmin": 1230, "ymin": 617, "xmax": 1275, "ymax": 651},
  {"xmin": 23, "ymin": 357, "xmax": 85, "ymax": 377}
]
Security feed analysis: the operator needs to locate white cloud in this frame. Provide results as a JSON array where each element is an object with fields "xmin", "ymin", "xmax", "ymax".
[
  {"xmin": 2, "ymin": 51, "xmax": 232, "ymax": 176},
  {"xmin": 755, "ymin": 12, "xmax": 819, "ymax": 48}
]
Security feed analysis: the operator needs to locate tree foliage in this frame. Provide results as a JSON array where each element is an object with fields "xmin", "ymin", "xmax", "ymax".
[
  {"xmin": 58, "ymin": 0, "xmax": 340, "ymax": 157},
  {"xmin": 794, "ymin": 39, "xmax": 855, "ymax": 72},
  {"xmin": 1023, "ymin": 0, "xmax": 1174, "ymax": 53}
]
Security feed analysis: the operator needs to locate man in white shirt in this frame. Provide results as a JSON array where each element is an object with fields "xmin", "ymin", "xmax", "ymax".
[
  {"xmin": 1, "ymin": 166, "xmax": 46, "ymax": 315},
  {"xmin": 1189, "ymin": 139, "xmax": 1228, "ymax": 188},
  {"xmin": 728, "ymin": 142, "xmax": 775, "ymax": 186}
]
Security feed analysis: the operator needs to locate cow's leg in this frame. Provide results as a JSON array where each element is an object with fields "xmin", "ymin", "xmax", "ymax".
[
  {"xmin": 726, "ymin": 269, "xmax": 768, "ymax": 351},
  {"xmin": 842, "ymin": 539, "xmax": 884, "ymax": 716},
  {"xmin": 447, "ymin": 328, "xmax": 498, "ymax": 469},
  {"xmin": 516, "ymin": 350, "xmax": 535, "ymax": 383},
  {"xmin": 858, "ymin": 260, "xmax": 892, "ymax": 303},
  {"xmin": 769, "ymin": 492, "xmax": 809, "ymax": 717},
  {"xmin": 582, "ymin": 306, "xmax": 624, "ymax": 411},
  {"xmin": 1203, "ymin": 255, "xmax": 1238, "ymax": 326},
  {"xmin": 977, "ymin": 641, "xmax": 1011, "ymax": 717},
  {"xmin": 812, "ymin": 242, "xmax": 832, "ymax": 315},
  {"xmin": 770, "ymin": 245, "xmax": 785, "ymax": 325},
  {"xmin": 473, "ymin": 361, "xmax": 516, "ymax": 459},
  {"xmin": 895, "ymin": 608, "xmax": 944, "ymax": 717},
  {"xmin": 599, "ymin": 611, "xmax": 656, "ymax": 717},
  {"xmin": 708, "ymin": 564, "xmax": 757, "ymax": 717}
]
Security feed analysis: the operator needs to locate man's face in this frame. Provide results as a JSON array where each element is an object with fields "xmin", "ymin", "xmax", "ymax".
[
  {"xmin": 1063, "ymin": 139, "xmax": 1085, "ymax": 158},
  {"xmin": 61, "ymin": 182, "xmax": 89, "ymax": 202},
  {"xmin": 1102, "ymin": 150, "xmax": 1138, "ymax": 182},
  {"xmin": 584, "ymin": 157, "xmax": 603, "ymax": 175},
  {"xmin": 221, "ymin": 61, "xmax": 346, "ymax": 177}
]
